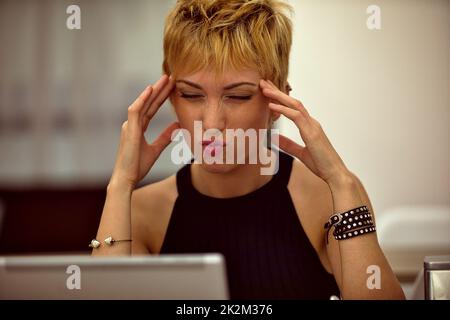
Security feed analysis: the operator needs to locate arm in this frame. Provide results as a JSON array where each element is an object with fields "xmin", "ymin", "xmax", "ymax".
[
  {"xmin": 260, "ymin": 78, "xmax": 404, "ymax": 299},
  {"xmin": 326, "ymin": 172, "xmax": 405, "ymax": 299},
  {"xmin": 91, "ymin": 182, "xmax": 134, "ymax": 256},
  {"xmin": 92, "ymin": 181, "xmax": 152, "ymax": 256},
  {"xmin": 92, "ymin": 74, "xmax": 178, "ymax": 256}
]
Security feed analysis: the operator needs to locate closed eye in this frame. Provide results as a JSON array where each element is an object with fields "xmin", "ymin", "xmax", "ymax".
[
  {"xmin": 226, "ymin": 95, "xmax": 252, "ymax": 100},
  {"xmin": 180, "ymin": 93, "xmax": 253, "ymax": 101},
  {"xmin": 180, "ymin": 93, "xmax": 204, "ymax": 99}
]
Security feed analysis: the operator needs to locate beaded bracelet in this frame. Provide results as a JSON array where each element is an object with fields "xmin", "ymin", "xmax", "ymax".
[
  {"xmin": 324, "ymin": 205, "xmax": 376, "ymax": 243},
  {"xmin": 89, "ymin": 236, "xmax": 132, "ymax": 249}
]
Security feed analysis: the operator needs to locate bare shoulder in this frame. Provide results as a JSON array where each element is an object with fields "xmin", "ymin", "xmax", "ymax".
[
  {"xmin": 287, "ymin": 158, "xmax": 334, "ymax": 271},
  {"xmin": 131, "ymin": 174, "xmax": 178, "ymax": 254}
]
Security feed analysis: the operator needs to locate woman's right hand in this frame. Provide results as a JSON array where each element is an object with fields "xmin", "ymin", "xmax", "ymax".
[{"xmin": 109, "ymin": 74, "xmax": 179, "ymax": 190}]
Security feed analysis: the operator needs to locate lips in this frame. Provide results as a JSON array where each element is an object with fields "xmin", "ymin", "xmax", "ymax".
[
  {"xmin": 202, "ymin": 140, "xmax": 226, "ymax": 157},
  {"xmin": 202, "ymin": 140, "xmax": 226, "ymax": 148}
]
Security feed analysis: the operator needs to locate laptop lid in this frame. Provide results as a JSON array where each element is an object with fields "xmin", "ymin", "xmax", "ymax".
[{"xmin": 0, "ymin": 253, "xmax": 229, "ymax": 300}]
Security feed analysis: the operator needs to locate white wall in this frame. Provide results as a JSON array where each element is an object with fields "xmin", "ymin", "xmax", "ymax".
[{"xmin": 283, "ymin": 0, "xmax": 449, "ymax": 215}]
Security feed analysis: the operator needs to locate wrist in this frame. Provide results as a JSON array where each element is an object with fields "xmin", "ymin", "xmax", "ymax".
[
  {"xmin": 327, "ymin": 170, "xmax": 356, "ymax": 190},
  {"xmin": 107, "ymin": 177, "xmax": 135, "ymax": 194}
]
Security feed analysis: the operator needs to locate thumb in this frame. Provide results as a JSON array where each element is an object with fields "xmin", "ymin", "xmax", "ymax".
[
  {"xmin": 150, "ymin": 122, "xmax": 180, "ymax": 156},
  {"xmin": 274, "ymin": 134, "xmax": 306, "ymax": 160}
]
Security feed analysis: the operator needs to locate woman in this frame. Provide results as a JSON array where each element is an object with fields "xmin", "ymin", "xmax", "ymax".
[{"xmin": 92, "ymin": 0, "xmax": 405, "ymax": 300}]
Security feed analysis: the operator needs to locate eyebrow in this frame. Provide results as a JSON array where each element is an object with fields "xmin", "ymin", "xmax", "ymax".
[{"xmin": 175, "ymin": 80, "xmax": 257, "ymax": 90}]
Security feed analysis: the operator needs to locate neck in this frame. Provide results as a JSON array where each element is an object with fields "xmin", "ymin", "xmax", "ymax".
[{"xmin": 190, "ymin": 162, "xmax": 273, "ymax": 198}]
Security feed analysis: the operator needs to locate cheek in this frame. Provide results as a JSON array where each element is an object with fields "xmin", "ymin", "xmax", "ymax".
[
  {"xmin": 173, "ymin": 103, "xmax": 199, "ymax": 128},
  {"xmin": 172, "ymin": 105, "xmax": 196, "ymax": 147}
]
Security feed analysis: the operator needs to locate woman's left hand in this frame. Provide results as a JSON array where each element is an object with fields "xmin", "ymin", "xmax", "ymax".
[{"xmin": 260, "ymin": 79, "xmax": 352, "ymax": 186}]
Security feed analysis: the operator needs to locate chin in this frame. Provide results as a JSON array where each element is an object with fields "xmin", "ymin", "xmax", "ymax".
[{"xmin": 198, "ymin": 161, "xmax": 239, "ymax": 175}]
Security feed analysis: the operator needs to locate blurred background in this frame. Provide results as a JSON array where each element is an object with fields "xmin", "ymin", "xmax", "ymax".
[{"xmin": 0, "ymin": 0, "xmax": 448, "ymax": 298}]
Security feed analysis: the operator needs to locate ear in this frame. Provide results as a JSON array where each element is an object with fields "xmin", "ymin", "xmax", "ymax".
[{"xmin": 285, "ymin": 82, "xmax": 292, "ymax": 96}]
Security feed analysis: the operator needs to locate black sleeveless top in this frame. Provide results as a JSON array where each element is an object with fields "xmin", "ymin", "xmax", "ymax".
[{"xmin": 160, "ymin": 151, "xmax": 340, "ymax": 299}]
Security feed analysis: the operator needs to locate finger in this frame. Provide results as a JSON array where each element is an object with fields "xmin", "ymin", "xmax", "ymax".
[
  {"xmin": 262, "ymin": 85, "xmax": 304, "ymax": 112},
  {"xmin": 129, "ymin": 85, "xmax": 152, "ymax": 113},
  {"xmin": 260, "ymin": 79, "xmax": 282, "ymax": 94},
  {"xmin": 128, "ymin": 85, "xmax": 153, "ymax": 133},
  {"xmin": 276, "ymin": 134, "xmax": 317, "ymax": 171},
  {"xmin": 141, "ymin": 74, "xmax": 169, "ymax": 116},
  {"xmin": 142, "ymin": 79, "xmax": 175, "ymax": 133},
  {"xmin": 260, "ymin": 80, "xmax": 310, "ymax": 116},
  {"xmin": 276, "ymin": 133, "xmax": 317, "ymax": 171},
  {"xmin": 261, "ymin": 79, "xmax": 278, "ymax": 90},
  {"xmin": 266, "ymin": 79, "xmax": 289, "ymax": 94},
  {"xmin": 260, "ymin": 80, "xmax": 281, "ymax": 115},
  {"xmin": 274, "ymin": 133, "xmax": 306, "ymax": 159},
  {"xmin": 268, "ymin": 102, "xmax": 307, "ymax": 126},
  {"xmin": 260, "ymin": 79, "xmax": 295, "ymax": 108},
  {"xmin": 267, "ymin": 79, "xmax": 293, "ymax": 97},
  {"xmin": 150, "ymin": 122, "xmax": 180, "ymax": 156},
  {"xmin": 146, "ymin": 75, "xmax": 175, "ymax": 120}
]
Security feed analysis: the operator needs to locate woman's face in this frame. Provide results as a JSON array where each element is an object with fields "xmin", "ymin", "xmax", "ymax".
[{"xmin": 170, "ymin": 67, "xmax": 275, "ymax": 174}]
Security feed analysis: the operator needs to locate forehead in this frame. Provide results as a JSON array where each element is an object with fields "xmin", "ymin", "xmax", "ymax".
[{"xmin": 175, "ymin": 67, "xmax": 261, "ymax": 88}]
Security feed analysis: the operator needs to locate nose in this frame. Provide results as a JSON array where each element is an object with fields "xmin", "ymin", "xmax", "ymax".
[{"xmin": 202, "ymin": 98, "xmax": 226, "ymax": 132}]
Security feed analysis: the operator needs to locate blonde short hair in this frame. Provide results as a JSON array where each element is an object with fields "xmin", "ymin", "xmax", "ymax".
[{"xmin": 162, "ymin": 0, "xmax": 293, "ymax": 91}]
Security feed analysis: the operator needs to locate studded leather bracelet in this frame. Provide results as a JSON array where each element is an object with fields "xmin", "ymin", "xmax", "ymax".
[{"xmin": 324, "ymin": 205, "xmax": 376, "ymax": 244}]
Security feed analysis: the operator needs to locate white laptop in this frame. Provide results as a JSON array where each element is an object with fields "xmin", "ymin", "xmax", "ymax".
[{"xmin": 0, "ymin": 254, "xmax": 229, "ymax": 300}]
